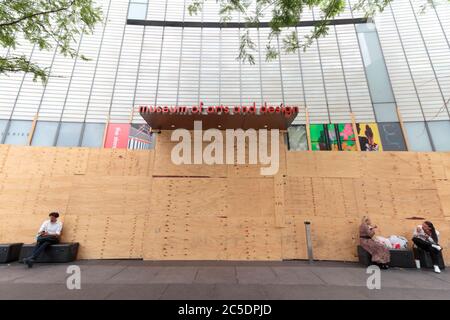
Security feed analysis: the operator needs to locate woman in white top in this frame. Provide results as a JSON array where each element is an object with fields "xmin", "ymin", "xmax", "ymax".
[{"xmin": 412, "ymin": 221, "xmax": 443, "ymax": 273}]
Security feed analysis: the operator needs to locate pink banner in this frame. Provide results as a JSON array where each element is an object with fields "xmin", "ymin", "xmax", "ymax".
[{"xmin": 104, "ymin": 123, "xmax": 130, "ymax": 149}]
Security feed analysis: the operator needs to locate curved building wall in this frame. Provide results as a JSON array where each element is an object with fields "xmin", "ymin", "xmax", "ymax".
[{"xmin": 0, "ymin": 0, "xmax": 449, "ymax": 150}]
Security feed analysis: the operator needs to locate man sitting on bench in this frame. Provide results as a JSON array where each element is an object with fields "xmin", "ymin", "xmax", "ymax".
[{"xmin": 23, "ymin": 212, "xmax": 63, "ymax": 268}]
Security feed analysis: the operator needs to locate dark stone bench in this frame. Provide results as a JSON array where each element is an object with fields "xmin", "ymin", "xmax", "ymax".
[
  {"xmin": 357, "ymin": 245, "xmax": 415, "ymax": 268},
  {"xmin": 413, "ymin": 246, "xmax": 445, "ymax": 270},
  {"xmin": 19, "ymin": 243, "xmax": 79, "ymax": 263},
  {"xmin": 0, "ymin": 243, "xmax": 23, "ymax": 263}
]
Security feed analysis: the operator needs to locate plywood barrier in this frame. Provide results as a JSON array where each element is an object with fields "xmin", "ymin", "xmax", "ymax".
[{"xmin": 0, "ymin": 136, "xmax": 449, "ymax": 263}]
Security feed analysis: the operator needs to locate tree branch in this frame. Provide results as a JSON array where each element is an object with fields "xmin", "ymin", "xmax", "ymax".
[{"xmin": 0, "ymin": 0, "xmax": 76, "ymax": 27}]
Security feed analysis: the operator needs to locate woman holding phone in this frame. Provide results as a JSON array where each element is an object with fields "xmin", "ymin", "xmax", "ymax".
[{"xmin": 413, "ymin": 221, "xmax": 443, "ymax": 273}]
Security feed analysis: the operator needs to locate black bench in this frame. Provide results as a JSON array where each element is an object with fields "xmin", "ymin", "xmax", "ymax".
[
  {"xmin": 0, "ymin": 243, "xmax": 23, "ymax": 263},
  {"xmin": 19, "ymin": 243, "xmax": 79, "ymax": 263},
  {"xmin": 413, "ymin": 246, "xmax": 445, "ymax": 270},
  {"xmin": 357, "ymin": 245, "xmax": 415, "ymax": 268}
]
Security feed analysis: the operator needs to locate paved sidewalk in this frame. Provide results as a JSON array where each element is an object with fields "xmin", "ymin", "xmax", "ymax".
[{"xmin": 1, "ymin": 260, "xmax": 449, "ymax": 299}]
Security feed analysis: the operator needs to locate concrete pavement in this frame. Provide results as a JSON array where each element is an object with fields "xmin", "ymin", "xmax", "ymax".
[{"xmin": 1, "ymin": 260, "xmax": 450, "ymax": 299}]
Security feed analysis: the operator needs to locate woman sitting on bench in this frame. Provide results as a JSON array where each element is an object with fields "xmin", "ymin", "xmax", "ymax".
[
  {"xmin": 359, "ymin": 216, "xmax": 390, "ymax": 269},
  {"xmin": 412, "ymin": 221, "xmax": 443, "ymax": 274}
]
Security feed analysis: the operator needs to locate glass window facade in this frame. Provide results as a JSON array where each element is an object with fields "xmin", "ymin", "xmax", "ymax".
[
  {"xmin": 3, "ymin": 120, "xmax": 32, "ymax": 145},
  {"xmin": 31, "ymin": 121, "xmax": 59, "ymax": 146},
  {"xmin": 428, "ymin": 121, "xmax": 450, "ymax": 151},
  {"xmin": 81, "ymin": 123, "xmax": 105, "ymax": 148},
  {"xmin": 128, "ymin": 0, "xmax": 148, "ymax": 20},
  {"xmin": 404, "ymin": 122, "xmax": 433, "ymax": 152},
  {"xmin": 56, "ymin": 122, "xmax": 83, "ymax": 147},
  {"xmin": 0, "ymin": 120, "xmax": 7, "ymax": 143},
  {"xmin": 356, "ymin": 23, "xmax": 396, "ymax": 105},
  {"xmin": 373, "ymin": 103, "xmax": 399, "ymax": 123},
  {"xmin": 0, "ymin": 1, "xmax": 449, "ymax": 153}
]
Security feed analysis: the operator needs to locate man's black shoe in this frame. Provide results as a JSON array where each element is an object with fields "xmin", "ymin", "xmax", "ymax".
[{"xmin": 25, "ymin": 258, "xmax": 34, "ymax": 268}]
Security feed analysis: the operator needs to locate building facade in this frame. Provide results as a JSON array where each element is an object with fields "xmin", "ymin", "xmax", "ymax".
[{"xmin": 0, "ymin": 0, "xmax": 449, "ymax": 151}]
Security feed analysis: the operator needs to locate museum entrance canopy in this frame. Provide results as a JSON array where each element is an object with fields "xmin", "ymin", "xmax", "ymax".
[{"xmin": 138, "ymin": 105, "xmax": 299, "ymax": 130}]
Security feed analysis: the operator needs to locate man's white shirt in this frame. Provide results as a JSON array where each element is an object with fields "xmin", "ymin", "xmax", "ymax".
[{"xmin": 38, "ymin": 220, "xmax": 63, "ymax": 236}]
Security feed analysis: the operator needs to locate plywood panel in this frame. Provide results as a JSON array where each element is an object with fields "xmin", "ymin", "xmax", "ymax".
[
  {"xmin": 85, "ymin": 148, "xmax": 111, "ymax": 175},
  {"xmin": 67, "ymin": 176, "xmax": 152, "ymax": 216},
  {"xmin": 308, "ymin": 217, "xmax": 360, "ymax": 261},
  {"xmin": 442, "ymin": 153, "xmax": 450, "ymax": 180},
  {"xmin": 280, "ymin": 215, "xmax": 308, "ymax": 260},
  {"xmin": 143, "ymin": 213, "xmax": 188, "ymax": 260},
  {"xmin": 155, "ymin": 130, "xmax": 284, "ymax": 178},
  {"xmin": 284, "ymin": 177, "xmax": 315, "ymax": 216},
  {"xmin": 313, "ymin": 152, "xmax": 362, "ymax": 178},
  {"xmin": 417, "ymin": 153, "xmax": 447, "ymax": 180},
  {"xmin": 151, "ymin": 177, "xmax": 228, "ymax": 217},
  {"xmin": 63, "ymin": 214, "xmax": 146, "ymax": 259},
  {"xmin": 287, "ymin": 151, "xmax": 362, "ymax": 178},
  {"xmin": 226, "ymin": 217, "xmax": 282, "ymax": 260},
  {"xmin": 0, "ymin": 215, "xmax": 54, "ymax": 244},
  {"xmin": 3, "ymin": 147, "xmax": 55, "ymax": 176},
  {"xmin": 0, "ymin": 176, "xmax": 41, "ymax": 216},
  {"xmin": 274, "ymin": 175, "xmax": 285, "ymax": 227},
  {"xmin": 0, "ymin": 142, "xmax": 449, "ymax": 263},
  {"xmin": 181, "ymin": 216, "xmax": 230, "ymax": 260},
  {"xmin": 437, "ymin": 180, "xmax": 450, "ymax": 218},
  {"xmin": 52, "ymin": 148, "xmax": 89, "ymax": 176},
  {"xmin": 31, "ymin": 176, "xmax": 73, "ymax": 215},
  {"xmin": 153, "ymin": 141, "xmax": 228, "ymax": 177},
  {"xmin": 361, "ymin": 152, "xmax": 422, "ymax": 180},
  {"xmin": 227, "ymin": 178, "xmax": 274, "ymax": 218},
  {"xmin": 0, "ymin": 145, "xmax": 10, "ymax": 173},
  {"xmin": 124, "ymin": 150, "xmax": 154, "ymax": 176}
]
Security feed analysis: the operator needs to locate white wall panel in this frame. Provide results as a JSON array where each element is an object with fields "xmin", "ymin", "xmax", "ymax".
[
  {"xmin": 319, "ymin": 26, "xmax": 351, "ymax": 123},
  {"xmin": 11, "ymin": 45, "xmax": 54, "ymax": 120},
  {"xmin": 0, "ymin": 35, "xmax": 35, "ymax": 119},
  {"xmin": 199, "ymin": 28, "xmax": 220, "ymax": 106},
  {"xmin": 240, "ymin": 28, "xmax": 261, "ymax": 106},
  {"xmin": 0, "ymin": 0, "xmax": 448, "ymax": 134},
  {"xmin": 134, "ymin": 27, "xmax": 163, "ymax": 106},
  {"xmin": 220, "ymin": 28, "xmax": 241, "ymax": 106},
  {"xmin": 61, "ymin": 0, "xmax": 111, "ymax": 122},
  {"xmin": 84, "ymin": 0, "xmax": 128, "ymax": 122},
  {"xmin": 157, "ymin": 27, "xmax": 183, "ymax": 105},
  {"xmin": 259, "ymin": 29, "xmax": 283, "ymax": 106},
  {"xmin": 298, "ymin": 27, "xmax": 329, "ymax": 123},
  {"xmin": 177, "ymin": 27, "xmax": 201, "ymax": 106},
  {"xmin": 109, "ymin": 25, "xmax": 144, "ymax": 122},
  {"xmin": 279, "ymin": 29, "xmax": 306, "ymax": 124},
  {"xmin": 337, "ymin": 25, "xmax": 374, "ymax": 122}
]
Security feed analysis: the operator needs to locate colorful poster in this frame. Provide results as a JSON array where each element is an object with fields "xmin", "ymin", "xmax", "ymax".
[
  {"xmin": 128, "ymin": 123, "xmax": 154, "ymax": 150},
  {"xmin": 327, "ymin": 124, "xmax": 339, "ymax": 151},
  {"xmin": 356, "ymin": 123, "xmax": 383, "ymax": 151},
  {"xmin": 310, "ymin": 123, "xmax": 356, "ymax": 151},
  {"xmin": 104, "ymin": 123, "xmax": 130, "ymax": 149},
  {"xmin": 310, "ymin": 124, "xmax": 330, "ymax": 151},
  {"xmin": 337, "ymin": 123, "xmax": 357, "ymax": 151}
]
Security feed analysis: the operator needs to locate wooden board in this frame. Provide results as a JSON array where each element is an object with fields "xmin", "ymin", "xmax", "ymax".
[{"xmin": 0, "ymin": 143, "xmax": 449, "ymax": 263}]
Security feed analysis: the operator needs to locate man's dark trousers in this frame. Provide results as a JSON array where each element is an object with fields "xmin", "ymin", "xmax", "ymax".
[
  {"xmin": 412, "ymin": 237, "xmax": 442, "ymax": 266},
  {"xmin": 29, "ymin": 236, "xmax": 59, "ymax": 260}
]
